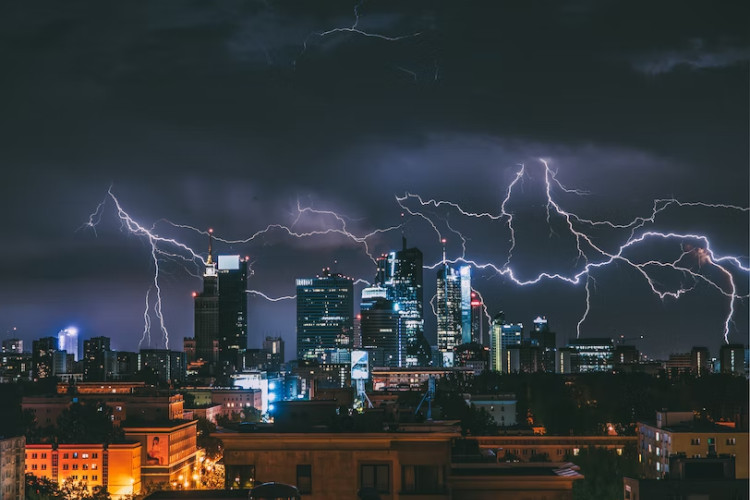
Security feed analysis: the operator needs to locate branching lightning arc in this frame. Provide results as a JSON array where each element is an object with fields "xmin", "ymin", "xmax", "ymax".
[{"xmin": 85, "ymin": 160, "xmax": 748, "ymax": 349}]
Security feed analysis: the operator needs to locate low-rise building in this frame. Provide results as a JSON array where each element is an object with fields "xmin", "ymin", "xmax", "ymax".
[
  {"xmin": 24, "ymin": 442, "xmax": 141, "ymax": 499},
  {"xmin": 371, "ymin": 367, "xmax": 475, "ymax": 391},
  {"xmin": 638, "ymin": 410, "xmax": 749, "ymax": 479},
  {"xmin": 467, "ymin": 394, "xmax": 517, "ymax": 427},
  {"xmin": 23, "ymin": 393, "xmax": 185, "ymax": 427},
  {"xmin": 624, "ymin": 453, "xmax": 748, "ymax": 500},
  {"xmin": 0, "ymin": 436, "xmax": 25, "ymax": 500},
  {"xmin": 221, "ymin": 432, "xmax": 583, "ymax": 499},
  {"xmin": 123, "ymin": 420, "xmax": 198, "ymax": 488}
]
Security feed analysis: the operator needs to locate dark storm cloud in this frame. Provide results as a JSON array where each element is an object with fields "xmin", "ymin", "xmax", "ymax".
[{"xmin": 0, "ymin": 0, "xmax": 747, "ymax": 357}]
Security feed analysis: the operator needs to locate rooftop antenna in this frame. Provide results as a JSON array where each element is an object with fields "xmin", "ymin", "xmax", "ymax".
[{"xmin": 207, "ymin": 228, "xmax": 214, "ymax": 265}]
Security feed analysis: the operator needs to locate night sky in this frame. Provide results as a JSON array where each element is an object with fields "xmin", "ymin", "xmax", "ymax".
[{"xmin": 1, "ymin": 0, "xmax": 748, "ymax": 361}]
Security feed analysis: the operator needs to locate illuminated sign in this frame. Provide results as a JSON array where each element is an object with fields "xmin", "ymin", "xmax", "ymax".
[
  {"xmin": 145, "ymin": 434, "xmax": 169, "ymax": 466},
  {"xmin": 351, "ymin": 350, "xmax": 369, "ymax": 380},
  {"xmin": 218, "ymin": 255, "xmax": 240, "ymax": 270},
  {"xmin": 442, "ymin": 351, "xmax": 455, "ymax": 368}
]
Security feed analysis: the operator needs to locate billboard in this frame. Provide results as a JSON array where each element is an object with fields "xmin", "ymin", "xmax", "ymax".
[
  {"xmin": 442, "ymin": 351, "xmax": 455, "ymax": 368},
  {"xmin": 218, "ymin": 255, "xmax": 240, "ymax": 270},
  {"xmin": 351, "ymin": 350, "xmax": 369, "ymax": 380},
  {"xmin": 145, "ymin": 434, "xmax": 169, "ymax": 466}
]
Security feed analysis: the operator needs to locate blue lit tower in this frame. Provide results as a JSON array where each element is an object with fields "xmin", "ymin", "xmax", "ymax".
[
  {"xmin": 375, "ymin": 237, "xmax": 428, "ymax": 366},
  {"xmin": 57, "ymin": 327, "xmax": 79, "ymax": 361},
  {"xmin": 437, "ymin": 241, "xmax": 462, "ymax": 354},
  {"xmin": 459, "ymin": 266, "xmax": 472, "ymax": 345},
  {"xmin": 296, "ymin": 268, "xmax": 354, "ymax": 363}
]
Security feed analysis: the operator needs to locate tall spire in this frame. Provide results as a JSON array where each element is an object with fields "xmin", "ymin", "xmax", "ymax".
[{"xmin": 207, "ymin": 228, "xmax": 214, "ymax": 265}]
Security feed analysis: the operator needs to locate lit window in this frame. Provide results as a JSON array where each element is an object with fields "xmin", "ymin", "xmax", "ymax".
[
  {"xmin": 82, "ymin": 453, "xmax": 89, "ymax": 459},
  {"xmin": 573, "ymin": 448, "xmax": 580, "ymax": 456}
]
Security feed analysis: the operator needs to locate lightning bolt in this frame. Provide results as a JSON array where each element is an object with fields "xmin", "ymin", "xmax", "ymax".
[
  {"xmin": 403, "ymin": 160, "xmax": 749, "ymax": 343},
  {"xmin": 296, "ymin": 0, "xmax": 421, "ymax": 66},
  {"xmin": 85, "ymin": 189, "xmax": 398, "ymax": 348},
  {"xmin": 85, "ymin": 188, "xmax": 209, "ymax": 349}
]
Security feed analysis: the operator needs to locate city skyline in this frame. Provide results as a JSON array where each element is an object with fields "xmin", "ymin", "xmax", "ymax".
[{"xmin": 1, "ymin": 1, "xmax": 747, "ymax": 360}]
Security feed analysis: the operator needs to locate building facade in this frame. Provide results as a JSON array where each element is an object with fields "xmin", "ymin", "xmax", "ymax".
[
  {"xmin": 217, "ymin": 255, "xmax": 249, "ymax": 376},
  {"xmin": 0, "ymin": 436, "xmax": 25, "ymax": 500},
  {"xmin": 375, "ymin": 239, "xmax": 427, "ymax": 366},
  {"xmin": 296, "ymin": 269, "xmax": 354, "ymax": 363},
  {"xmin": 638, "ymin": 411, "xmax": 749, "ymax": 480},
  {"xmin": 437, "ymin": 265, "xmax": 463, "ymax": 356},
  {"xmin": 222, "ymin": 432, "xmax": 582, "ymax": 499},
  {"xmin": 360, "ymin": 297, "xmax": 403, "ymax": 368},
  {"xmin": 122, "ymin": 420, "xmax": 198, "ymax": 488},
  {"xmin": 25, "ymin": 442, "xmax": 141, "ymax": 499}
]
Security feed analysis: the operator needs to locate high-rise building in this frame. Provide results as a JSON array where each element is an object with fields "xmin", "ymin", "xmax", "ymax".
[
  {"xmin": 691, "ymin": 346, "xmax": 710, "ymax": 377},
  {"xmin": 296, "ymin": 269, "xmax": 354, "ymax": 363},
  {"xmin": 459, "ymin": 266, "xmax": 472, "ymax": 345},
  {"xmin": 217, "ymin": 254, "xmax": 248, "ymax": 375},
  {"xmin": 183, "ymin": 337, "xmax": 196, "ymax": 364},
  {"xmin": 565, "ymin": 338, "xmax": 614, "ymax": 373},
  {"xmin": 489, "ymin": 314, "xmax": 503, "ymax": 372},
  {"xmin": 1, "ymin": 338, "xmax": 22, "ymax": 354},
  {"xmin": 506, "ymin": 342, "xmax": 540, "ymax": 373},
  {"xmin": 529, "ymin": 316, "xmax": 556, "ymax": 373},
  {"xmin": 193, "ymin": 232, "xmax": 249, "ymax": 376},
  {"xmin": 138, "ymin": 349, "xmax": 187, "ymax": 384},
  {"xmin": 32, "ymin": 337, "xmax": 57, "ymax": 380},
  {"xmin": 361, "ymin": 297, "xmax": 402, "ymax": 367},
  {"xmin": 83, "ymin": 336, "xmax": 112, "ymax": 381},
  {"xmin": 488, "ymin": 313, "xmax": 524, "ymax": 373},
  {"xmin": 194, "ymin": 235, "xmax": 219, "ymax": 368},
  {"xmin": 720, "ymin": 344, "xmax": 746, "ymax": 376},
  {"xmin": 263, "ymin": 336, "xmax": 285, "ymax": 371},
  {"xmin": 375, "ymin": 239, "xmax": 427, "ymax": 366},
  {"xmin": 470, "ymin": 292, "xmax": 484, "ymax": 345},
  {"xmin": 57, "ymin": 327, "xmax": 79, "ymax": 362},
  {"xmin": 437, "ymin": 265, "xmax": 462, "ymax": 354}
]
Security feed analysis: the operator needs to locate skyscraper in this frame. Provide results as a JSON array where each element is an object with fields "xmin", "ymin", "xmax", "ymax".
[
  {"xmin": 375, "ymin": 238, "xmax": 427, "ymax": 366},
  {"xmin": 360, "ymin": 297, "xmax": 402, "ymax": 367},
  {"xmin": 529, "ymin": 316, "xmax": 556, "ymax": 373},
  {"xmin": 489, "ymin": 313, "xmax": 503, "ymax": 372},
  {"xmin": 459, "ymin": 265, "xmax": 472, "ymax": 345},
  {"xmin": 32, "ymin": 337, "xmax": 57, "ymax": 380},
  {"xmin": 83, "ymin": 336, "xmax": 112, "ymax": 381},
  {"xmin": 470, "ymin": 292, "xmax": 484, "ymax": 345},
  {"xmin": 488, "ymin": 312, "xmax": 523, "ymax": 373},
  {"xmin": 436, "ymin": 264, "xmax": 462, "ymax": 354},
  {"xmin": 296, "ymin": 268, "xmax": 354, "ymax": 363},
  {"xmin": 194, "ymin": 234, "xmax": 219, "ymax": 367},
  {"xmin": 193, "ymin": 232, "xmax": 249, "ymax": 376},
  {"xmin": 217, "ymin": 255, "xmax": 248, "ymax": 375},
  {"xmin": 57, "ymin": 327, "xmax": 79, "ymax": 361}
]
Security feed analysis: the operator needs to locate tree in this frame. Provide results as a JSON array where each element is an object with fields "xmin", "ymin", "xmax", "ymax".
[
  {"xmin": 26, "ymin": 473, "xmax": 63, "ymax": 500},
  {"xmin": 59, "ymin": 478, "xmax": 93, "ymax": 500},
  {"xmin": 196, "ymin": 417, "xmax": 223, "ymax": 460},
  {"xmin": 567, "ymin": 444, "xmax": 638, "ymax": 500},
  {"xmin": 55, "ymin": 402, "xmax": 123, "ymax": 444}
]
